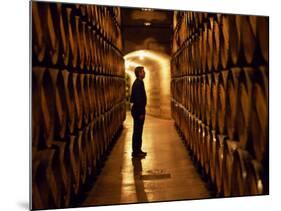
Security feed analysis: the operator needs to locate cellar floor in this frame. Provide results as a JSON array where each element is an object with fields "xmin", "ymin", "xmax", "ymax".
[{"xmin": 82, "ymin": 112, "xmax": 211, "ymax": 207}]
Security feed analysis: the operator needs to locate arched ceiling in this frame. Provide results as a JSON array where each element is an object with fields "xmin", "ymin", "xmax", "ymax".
[{"xmin": 121, "ymin": 7, "xmax": 173, "ymax": 55}]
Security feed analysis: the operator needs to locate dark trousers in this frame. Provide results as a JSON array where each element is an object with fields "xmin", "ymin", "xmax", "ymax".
[{"xmin": 132, "ymin": 113, "xmax": 145, "ymax": 154}]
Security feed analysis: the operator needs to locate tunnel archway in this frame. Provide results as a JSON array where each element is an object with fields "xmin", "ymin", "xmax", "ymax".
[{"xmin": 124, "ymin": 50, "xmax": 171, "ymax": 119}]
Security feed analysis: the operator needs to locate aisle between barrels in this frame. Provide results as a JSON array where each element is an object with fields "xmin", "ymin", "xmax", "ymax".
[{"xmin": 82, "ymin": 112, "xmax": 211, "ymax": 206}]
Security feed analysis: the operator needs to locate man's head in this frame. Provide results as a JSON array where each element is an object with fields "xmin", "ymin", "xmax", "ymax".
[{"xmin": 134, "ymin": 66, "xmax": 145, "ymax": 80}]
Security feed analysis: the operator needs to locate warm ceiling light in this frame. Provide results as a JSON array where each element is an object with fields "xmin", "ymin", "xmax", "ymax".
[
  {"xmin": 144, "ymin": 22, "xmax": 151, "ymax": 26},
  {"xmin": 141, "ymin": 8, "xmax": 153, "ymax": 11}
]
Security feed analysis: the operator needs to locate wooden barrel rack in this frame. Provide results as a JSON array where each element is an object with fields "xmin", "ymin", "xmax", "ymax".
[
  {"xmin": 171, "ymin": 11, "xmax": 268, "ymax": 198},
  {"xmin": 32, "ymin": 1, "xmax": 126, "ymax": 209}
]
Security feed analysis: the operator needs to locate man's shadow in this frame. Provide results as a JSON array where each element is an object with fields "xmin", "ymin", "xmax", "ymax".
[{"xmin": 132, "ymin": 157, "xmax": 148, "ymax": 202}]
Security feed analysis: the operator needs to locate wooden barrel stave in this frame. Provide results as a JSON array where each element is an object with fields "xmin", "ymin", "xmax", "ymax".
[
  {"xmin": 217, "ymin": 71, "xmax": 228, "ymax": 135},
  {"xmin": 237, "ymin": 68, "xmax": 255, "ymax": 150},
  {"xmin": 231, "ymin": 149, "xmax": 252, "ymax": 196},
  {"xmin": 246, "ymin": 159, "xmax": 265, "ymax": 195},
  {"xmin": 256, "ymin": 16, "xmax": 269, "ymax": 63},
  {"xmin": 41, "ymin": 69, "xmax": 56, "ymax": 147},
  {"xmin": 32, "ymin": 2, "xmax": 46, "ymax": 63},
  {"xmin": 222, "ymin": 140, "xmax": 238, "ymax": 197},
  {"xmin": 49, "ymin": 69, "xmax": 67, "ymax": 140},
  {"xmin": 68, "ymin": 135, "xmax": 81, "ymax": 195},
  {"xmin": 32, "ymin": 67, "xmax": 45, "ymax": 147},
  {"xmin": 250, "ymin": 67, "xmax": 268, "ymax": 162},
  {"xmin": 215, "ymin": 134, "xmax": 227, "ymax": 195},
  {"xmin": 220, "ymin": 15, "xmax": 230, "ymax": 69},
  {"xmin": 66, "ymin": 7, "xmax": 78, "ymax": 68},
  {"xmin": 61, "ymin": 70, "xmax": 76, "ymax": 134},
  {"xmin": 226, "ymin": 68, "xmax": 241, "ymax": 140},
  {"xmin": 241, "ymin": 16, "xmax": 256, "ymax": 65}
]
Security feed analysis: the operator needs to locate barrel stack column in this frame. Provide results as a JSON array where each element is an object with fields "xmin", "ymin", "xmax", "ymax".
[
  {"xmin": 32, "ymin": 2, "xmax": 126, "ymax": 209},
  {"xmin": 171, "ymin": 11, "xmax": 269, "ymax": 197}
]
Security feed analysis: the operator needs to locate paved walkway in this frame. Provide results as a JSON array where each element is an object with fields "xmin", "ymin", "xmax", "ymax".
[{"xmin": 82, "ymin": 112, "xmax": 211, "ymax": 206}]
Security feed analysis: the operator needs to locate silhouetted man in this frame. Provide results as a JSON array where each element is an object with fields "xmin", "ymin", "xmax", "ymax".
[{"xmin": 130, "ymin": 66, "xmax": 147, "ymax": 157}]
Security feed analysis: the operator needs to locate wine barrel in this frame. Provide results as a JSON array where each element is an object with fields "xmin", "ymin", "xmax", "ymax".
[
  {"xmin": 74, "ymin": 16, "xmax": 85, "ymax": 70},
  {"xmin": 241, "ymin": 15, "xmax": 256, "ymax": 65},
  {"xmin": 194, "ymin": 35, "xmax": 201, "ymax": 75},
  {"xmin": 250, "ymin": 67, "xmax": 268, "ymax": 162},
  {"xmin": 215, "ymin": 134, "xmax": 227, "ymax": 195},
  {"xmin": 51, "ymin": 141, "xmax": 71, "ymax": 208},
  {"xmin": 246, "ymin": 159, "xmax": 264, "ymax": 195},
  {"xmin": 93, "ymin": 117, "xmax": 101, "ymax": 163},
  {"xmin": 32, "ymin": 148, "xmax": 44, "ymax": 209},
  {"xmin": 213, "ymin": 18, "xmax": 220, "ymax": 71},
  {"xmin": 49, "ymin": 69, "xmax": 67, "ymax": 140},
  {"xmin": 206, "ymin": 17, "xmax": 214, "ymax": 72},
  {"xmin": 220, "ymin": 15, "xmax": 230, "ymax": 69},
  {"xmin": 62, "ymin": 70, "xmax": 76, "ymax": 134},
  {"xmin": 83, "ymin": 21, "xmax": 91, "ymax": 71},
  {"xmin": 41, "ymin": 69, "xmax": 56, "ymax": 147},
  {"xmin": 82, "ymin": 74, "xmax": 90, "ymax": 125},
  {"xmin": 79, "ymin": 129, "xmax": 88, "ymax": 185},
  {"xmin": 237, "ymin": 68, "xmax": 255, "ymax": 150},
  {"xmin": 226, "ymin": 68, "xmax": 241, "ymax": 140},
  {"xmin": 205, "ymin": 74, "xmax": 212, "ymax": 126},
  {"xmin": 85, "ymin": 5, "xmax": 92, "ymax": 24},
  {"xmin": 87, "ymin": 26, "xmax": 93, "ymax": 71},
  {"xmin": 33, "ymin": 149, "xmax": 60, "ymax": 209},
  {"xmin": 190, "ymin": 76, "xmax": 195, "ymax": 114},
  {"xmin": 217, "ymin": 71, "xmax": 228, "ymax": 135},
  {"xmin": 66, "ymin": 7, "xmax": 78, "ymax": 68},
  {"xmin": 202, "ymin": 124, "xmax": 211, "ymax": 176},
  {"xmin": 198, "ymin": 120, "xmax": 205, "ymax": 167},
  {"xmin": 194, "ymin": 76, "xmax": 200, "ymax": 117},
  {"xmin": 194, "ymin": 117, "xmax": 201, "ymax": 162},
  {"xmin": 256, "ymin": 16, "xmax": 269, "ymax": 63},
  {"xmin": 222, "ymin": 140, "xmax": 238, "ymax": 197},
  {"xmin": 89, "ymin": 120, "xmax": 97, "ymax": 173},
  {"xmin": 72, "ymin": 73, "xmax": 83, "ymax": 130},
  {"xmin": 46, "ymin": 4, "xmax": 59, "ymax": 65},
  {"xmin": 197, "ymin": 76, "xmax": 203, "ymax": 120},
  {"xmin": 57, "ymin": 4, "xmax": 70, "ymax": 67},
  {"xmin": 211, "ymin": 72, "xmax": 219, "ymax": 131},
  {"xmin": 229, "ymin": 15, "xmax": 242, "ymax": 66},
  {"xmin": 231, "ymin": 149, "xmax": 252, "ymax": 196},
  {"xmin": 209, "ymin": 130, "xmax": 217, "ymax": 184},
  {"xmin": 87, "ymin": 74, "xmax": 94, "ymax": 121},
  {"xmin": 91, "ymin": 29, "xmax": 98, "ymax": 72},
  {"xmin": 32, "ymin": 2, "xmax": 46, "ymax": 63},
  {"xmin": 69, "ymin": 134, "xmax": 81, "ymax": 195},
  {"xmin": 200, "ymin": 75, "xmax": 207, "ymax": 123},
  {"xmin": 32, "ymin": 67, "xmax": 45, "ymax": 147}
]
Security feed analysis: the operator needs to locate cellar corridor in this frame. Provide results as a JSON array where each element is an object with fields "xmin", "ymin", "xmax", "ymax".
[
  {"xmin": 31, "ymin": 2, "xmax": 269, "ymax": 210},
  {"xmin": 82, "ymin": 112, "xmax": 210, "ymax": 206}
]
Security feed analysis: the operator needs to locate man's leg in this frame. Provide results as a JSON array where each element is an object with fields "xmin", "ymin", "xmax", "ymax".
[
  {"xmin": 137, "ymin": 117, "xmax": 145, "ymax": 152},
  {"xmin": 132, "ymin": 116, "xmax": 142, "ymax": 154}
]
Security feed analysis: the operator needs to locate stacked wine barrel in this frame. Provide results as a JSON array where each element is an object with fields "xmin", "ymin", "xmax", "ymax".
[
  {"xmin": 171, "ymin": 11, "xmax": 269, "ymax": 197},
  {"xmin": 32, "ymin": 2, "xmax": 126, "ymax": 209}
]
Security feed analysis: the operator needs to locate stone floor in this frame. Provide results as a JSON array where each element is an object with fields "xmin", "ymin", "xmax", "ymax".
[{"xmin": 82, "ymin": 112, "xmax": 211, "ymax": 206}]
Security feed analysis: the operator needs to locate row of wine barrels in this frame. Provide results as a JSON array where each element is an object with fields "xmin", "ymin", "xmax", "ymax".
[
  {"xmin": 171, "ymin": 66, "xmax": 268, "ymax": 161},
  {"xmin": 32, "ymin": 2, "xmax": 124, "ymax": 76},
  {"xmin": 32, "ymin": 101, "xmax": 126, "ymax": 209},
  {"xmin": 171, "ymin": 12, "xmax": 268, "ymax": 77},
  {"xmin": 171, "ymin": 99, "xmax": 268, "ymax": 197},
  {"xmin": 32, "ymin": 67, "xmax": 125, "ymax": 148},
  {"xmin": 32, "ymin": 2, "xmax": 126, "ymax": 209},
  {"xmin": 171, "ymin": 9, "xmax": 268, "ymax": 198}
]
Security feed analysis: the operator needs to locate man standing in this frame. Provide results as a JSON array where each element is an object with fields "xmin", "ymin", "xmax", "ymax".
[{"xmin": 130, "ymin": 66, "xmax": 147, "ymax": 157}]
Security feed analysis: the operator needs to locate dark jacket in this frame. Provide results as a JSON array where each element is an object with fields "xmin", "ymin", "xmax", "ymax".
[{"xmin": 130, "ymin": 78, "xmax": 147, "ymax": 116}]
